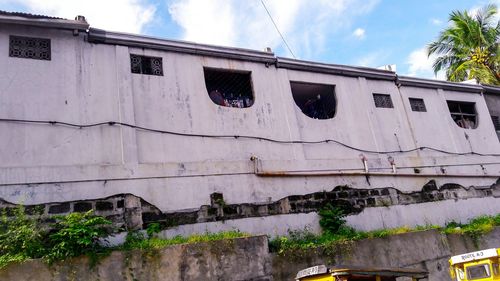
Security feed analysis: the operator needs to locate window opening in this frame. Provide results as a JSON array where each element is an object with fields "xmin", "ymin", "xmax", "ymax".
[
  {"xmin": 9, "ymin": 35, "xmax": 51, "ymax": 60},
  {"xmin": 409, "ymin": 98, "xmax": 427, "ymax": 112},
  {"xmin": 373, "ymin": 93, "xmax": 394, "ymax": 108},
  {"xmin": 492, "ymin": 116, "xmax": 500, "ymax": 131},
  {"xmin": 466, "ymin": 264, "xmax": 491, "ymax": 280},
  {"xmin": 447, "ymin": 101, "xmax": 477, "ymax": 129},
  {"xmin": 290, "ymin": 81, "xmax": 336, "ymax": 119},
  {"xmin": 130, "ymin": 54, "xmax": 163, "ymax": 76},
  {"xmin": 203, "ymin": 68, "xmax": 254, "ymax": 108}
]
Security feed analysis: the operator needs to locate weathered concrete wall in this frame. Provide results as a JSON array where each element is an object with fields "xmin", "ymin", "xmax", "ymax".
[
  {"xmin": 1, "ymin": 228, "xmax": 499, "ymax": 280},
  {"xmin": 0, "ymin": 236, "xmax": 272, "ymax": 281},
  {"xmin": 1, "ymin": 22, "xmax": 500, "ymax": 236}
]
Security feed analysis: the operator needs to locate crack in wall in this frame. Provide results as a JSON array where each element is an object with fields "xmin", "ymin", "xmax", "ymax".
[{"xmin": 0, "ymin": 179, "xmax": 498, "ymax": 231}]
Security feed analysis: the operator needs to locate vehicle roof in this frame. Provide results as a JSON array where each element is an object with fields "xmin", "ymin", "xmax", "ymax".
[{"xmin": 296, "ymin": 265, "xmax": 428, "ymax": 279}]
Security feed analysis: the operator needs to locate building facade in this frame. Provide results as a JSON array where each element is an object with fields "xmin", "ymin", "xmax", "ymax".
[{"xmin": 1, "ymin": 12, "xmax": 500, "ymax": 236}]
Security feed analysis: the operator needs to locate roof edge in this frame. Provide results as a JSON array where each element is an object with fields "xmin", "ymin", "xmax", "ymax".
[
  {"xmin": 276, "ymin": 57, "xmax": 397, "ymax": 81},
  {"xmin": 0, "ymin": 14, "xmax": 89, "ymax": 31},
  {"xmin": 87, "ymin": 28, "xmax": 276, "ymax": 64},
  {"xmin": 398, "ymin": 76, "xmax": 484, "ymax": 93}
]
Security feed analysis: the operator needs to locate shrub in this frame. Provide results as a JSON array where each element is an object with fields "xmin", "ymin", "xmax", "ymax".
[
  {"xmin": 318, "ymin": 204, "xmax": 346, "ymax": 234},
  {"xmin": 44, "ymin": 211, "xmax": 112, "ymax": 263}
]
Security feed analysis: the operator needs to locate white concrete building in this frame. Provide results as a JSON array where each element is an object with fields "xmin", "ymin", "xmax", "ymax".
[{"xmin": 0, "ymin": 11, "xmax": 499, "ymax": 236}]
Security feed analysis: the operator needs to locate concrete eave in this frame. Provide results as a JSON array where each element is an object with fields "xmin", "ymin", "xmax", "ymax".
[
  {"xmin": 482, "ymin": 84, "xmax": 500, "ymax": 95},
  {"xmin": 86, "ymin": 28, "xmax": 277, "ymax": 64},
  {"xmin": 275, "ymin": 57, "xmax": 397, "ymax": 81},
  {"xmin": 0, "ymin": 14, "xmax": 89, "ymax": 31},
  {"xmin": 398, "ymin": 76, "xmax": 483, "ymax": 93}
]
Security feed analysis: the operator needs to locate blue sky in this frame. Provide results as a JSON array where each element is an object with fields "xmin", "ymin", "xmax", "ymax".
[{"xmin": 1, "ymin": 0, "xmax": 498, "ymax": 79}]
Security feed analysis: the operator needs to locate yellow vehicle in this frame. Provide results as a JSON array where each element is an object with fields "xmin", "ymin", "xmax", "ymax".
[
  {"xmin": 449, "ymin": 248, "xmax": 500, "ymax": 281},
  {"xmin": 295, "ymin": 265, "xmax": 428, "ymax": 281}
]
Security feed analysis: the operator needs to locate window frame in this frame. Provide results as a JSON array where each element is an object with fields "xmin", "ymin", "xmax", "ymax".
[
  {"xmin": 130, "ymin": 54, "xmax": 163, "ymax": 76},
  {"xmin": 409, "ymin": 97, "xmax": 427, "ymax": 112},
  {"xmin": 289, "ymin": 81, "xmax": 337, "ymax": 120},
  {"xmin": 373, "ymin": 93, "xmax": 394, "ymax": 108},
  {"xmin": 466, "ymin": 264, "xmax": 491, "ymax": 280},
  {"xmin": 203, "ymin": 67, "xmax": 255, "ymax": 108},
  {"xmin": 447, "ymin": 100, "xmax": 478, "ymax": 129},
  {"xmin": 9, "ymin": 35, "xmax": 51, "ymax": 61}
]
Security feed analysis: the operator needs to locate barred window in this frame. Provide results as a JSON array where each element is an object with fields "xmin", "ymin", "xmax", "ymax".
[
  {"xmin": 447, "ymin": 101, "xmax": 477, "ymax": 129},
  {"xmin": 9, "ymin": 35, "xmax": 51, "ymax": 60},
  {"xmin": 373, "ymin": 93, "xmax": 393, "ymax": 108},
  {"xmin": 130, "ymin": 54, "xmax": 163, "ymax": 76},
  {"xmin": 290, "ymin": 81, "xmax": 336, "ymax": 119},
  {"xmin": 409, "ymin": 98, "xmax": 427, "ymax": 112},
  {"xmin": 204, "ymin": 68, "xmax": 254, "ymax": 108},
  {"xmin": 492, "ymin": 115, "xmax": 500, "ymax": 131}
]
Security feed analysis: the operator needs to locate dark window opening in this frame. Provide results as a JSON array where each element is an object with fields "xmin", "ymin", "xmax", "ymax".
[
  {"xmin": 130, "ymin": 54, "xmax": 163, "ymax": 76},
  {"xmin": 447, "ymin": 101, "xmax": 477, "ymax": 129},
  {"xmin": 9, "ymin": 35, "xmax": 51, "ymax": 60},
  {"xmin": 409, "ymin": 98, "xmax": 427, "ymax": 112},
  {"xmin": 466, "ymin": 264, "xmax": 491, "ymax": 280},
  {"xmin": 204, "ymin": 68, "xmax": 254, "ymax": 108},
  {"xmin": 290, "ymin": 81, "xmax": 336, "ymax": 119},
  {"xmin": 373, "ymin": 93, "xmax": 394, "ymax": 108},
  {"xmin": 492, "ymin": 116, "xmax": 500, "ymax": 131}
]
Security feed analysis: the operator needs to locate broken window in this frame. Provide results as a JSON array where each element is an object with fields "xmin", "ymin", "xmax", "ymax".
[
  {"xmin": 492, "ymin": 116, "xmax": 500, "ymax": 131},
  {"xmin": 130, "ymin": 54, "xmax": 163, "ymax": 76},
  {"xmin": 409, "ymin": 98, "xmax": 427, "ymax": 112},
  {"xmin": 373, "ymin": 93, "xmax": 394, "ymax": 108},
  {"xmin": 203, "ymin": 68, "xmax": 254, "ymax": 108},
  {"xmin": 447, "ymin": 101, "xmax": 477, "ymax": 129},
  {"xmin": 290, "ymin": 81, "xmax": 336, "ymax": 119},
  {"xmin": 9, "ymin": 35, "xmax": 51, "ymax": 60}
]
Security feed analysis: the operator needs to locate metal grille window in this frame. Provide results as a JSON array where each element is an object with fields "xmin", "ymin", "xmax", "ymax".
[
  {"xmin": 130, "ymin": 54, "xmax": 163, "ymax": 76},
  {"xmin": 9, "ymin": 35, "xmax": 51, "ymax": 60},
  {"xmin": 447, "ymin": 100, "xmax": 477, "ymax": 129},
  {"xmin": 492, "ymin": 115, "xmax": 500, "ymax": 131},
  {"xmin": 290, "ymin": 81, "xmax": 336, "ymax": 119},
  {"xmin": 204, "ymin": 68, "xmax": 254, "ymax": 108},
  {"xmin": 409, "ymin": 98, "xmax": 427, "ymax": 112},
  {"xmin": 373, "ymin": 93, "xmax": 394, "ymax": 108}
]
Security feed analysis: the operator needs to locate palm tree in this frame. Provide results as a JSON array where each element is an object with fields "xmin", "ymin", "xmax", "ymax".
[{"xmin": 427, "ymin": 4, "xmax": 500, "ymax": 85}]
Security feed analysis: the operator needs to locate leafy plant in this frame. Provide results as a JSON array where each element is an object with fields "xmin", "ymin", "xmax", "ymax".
[
  {"xmin": 44, "ymin": 210, "xmax": 112, "ymax": 263},
  {"xmin": 0, "ymin": 205, "xmax": 45, "ymax": 268},
  {"xmin": 318, "ymin": 204, "xmax": 346, "ymax": 234}
]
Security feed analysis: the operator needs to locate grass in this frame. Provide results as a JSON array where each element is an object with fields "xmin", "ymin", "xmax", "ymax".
[
  {"xmin": 120, "ymin": 230, "xmax": 250, "ymax": 251},
  {"xmin": 269, "ymin": 214, "xmax": 500, "ymax": 256}
]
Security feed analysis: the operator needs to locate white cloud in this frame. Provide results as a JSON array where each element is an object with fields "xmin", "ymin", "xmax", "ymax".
[
  {"xmin": 355, "ymin": 50, "xmax": 389, "ymax": 67},
  {"xmin": 167, "ymin": 0, "xmax": 380, "ymax": 59},
  {"xmin": 430, "ymin": 18, "xmax": 442, "ymax": 25},
  {"xmin": 352, "ymin": 28, "xmax": 365, "ymax": 39},
  {"xmin": 406, "ymin": 47, "xmax": 445, "ymax": 80},
  {"xmin": 3, "ymin": 0, "xmax": 156, "ymax": 33}
]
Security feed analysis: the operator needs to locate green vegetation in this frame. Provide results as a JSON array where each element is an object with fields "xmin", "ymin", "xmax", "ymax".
[
  {"xmin": 0, "ymin": 205, "xmax": 249, "ymax": 269},
  {"xmin": 270, "ymin": 204, "xmax": 500, "ymax": 256},
  {"xmin": 0, "ymin": 208, "xmax": 112, "ymax": 268},
  {"xmin": 428, "ymin": 4, "xmax": 500, "ymax": 85},
  {"xmin": 121, "ymin": 228, "xmax": 248, "ymax": 251}
]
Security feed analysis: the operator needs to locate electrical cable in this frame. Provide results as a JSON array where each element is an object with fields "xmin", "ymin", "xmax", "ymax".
[
  {"xmin": 260, "ymin": 0, "xmax": 297, "ymax": 58},
  {"xmin": 1, "ymin": 117, "xmax": 500, "ymax": 156}
]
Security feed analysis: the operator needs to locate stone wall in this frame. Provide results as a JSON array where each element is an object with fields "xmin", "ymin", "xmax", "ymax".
[
  {"xmin": 1, "ymin": 179, "xmax": 498, "ymax": 234},
  {"xmin": 1, "ymin": 228, "xmax": 499, "ymax": 280},
  {"xmin": 0, "ymin": 236, "xmax": 273, "ymax": 281}
]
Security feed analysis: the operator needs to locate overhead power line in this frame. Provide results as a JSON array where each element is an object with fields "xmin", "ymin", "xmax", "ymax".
[
  {"xmin": 2, "ymin": 117, "xmax": 500, "ymax": 157},
  {"xmin": 260, "ymin": 0, "xmax": 297, "ymax": 58}
]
